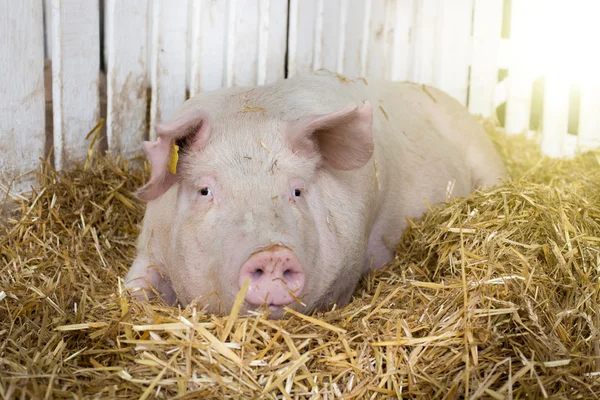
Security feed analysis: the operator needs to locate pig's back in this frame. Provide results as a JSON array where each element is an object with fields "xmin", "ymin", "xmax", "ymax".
[
  {"xmin": 271, "ymin": 72, "xmax": 504, "ymax": 189},
  {"xmin": 277, "ymin": 72, "xmax": 506, "ymax": 260},
  {"xmin": 360, "ymin": 78, "xmax": 506, "ymax": 191}
]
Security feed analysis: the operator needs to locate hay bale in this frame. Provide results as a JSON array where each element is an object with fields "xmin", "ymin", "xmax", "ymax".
[{"xmin": 1, "ymin": 120, "xmax": 599, "ymax": 398}]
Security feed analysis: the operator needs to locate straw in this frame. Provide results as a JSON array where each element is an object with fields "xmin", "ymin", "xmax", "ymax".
[{"xmin": 1, "ymin": 118, "xmax": 599, "ymax": 398}]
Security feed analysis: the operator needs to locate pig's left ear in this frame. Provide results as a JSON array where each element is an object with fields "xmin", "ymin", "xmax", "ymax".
[
  {"xmin": 136, "ymin": 110, "xmax": 211, "ymax": 202},
  {"xmin": 285, "ymin": 101, "xmax": 374, "ymax": 170}
]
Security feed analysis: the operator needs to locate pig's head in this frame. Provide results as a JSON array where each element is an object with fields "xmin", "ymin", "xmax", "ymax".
[{"xmin": 136, "ymin": 100, "xmax": 373, "ymax": 318}]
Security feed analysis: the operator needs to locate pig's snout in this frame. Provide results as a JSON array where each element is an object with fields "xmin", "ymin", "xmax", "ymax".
[{"xmin": 238, "ymin": 246, "xmax": 305, "ymax": 306}]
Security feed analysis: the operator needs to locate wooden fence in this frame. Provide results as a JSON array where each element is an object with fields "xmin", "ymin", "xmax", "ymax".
[{"xmin": 1, "ymin": 0, "xmax": 599, "ymax": 193}]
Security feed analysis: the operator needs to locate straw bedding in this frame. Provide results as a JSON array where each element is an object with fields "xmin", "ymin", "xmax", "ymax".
[{"xmin": 1, "ymin": 119, "xmax": 599, "ymax": 399}]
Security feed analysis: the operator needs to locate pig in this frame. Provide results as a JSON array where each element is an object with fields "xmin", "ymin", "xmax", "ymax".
[{"xmin": 124, "ymin": 70, "xmax": 506, "ymax": 318}]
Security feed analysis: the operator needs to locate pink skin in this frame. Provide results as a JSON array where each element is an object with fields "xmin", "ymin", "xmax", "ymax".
[
  {"xmin": 125, "ymin": 96, "xmax": 373, "ymax": 316},
  {"xmin": 238, "ymin": 245, "xmax": 305, "ymax": 306},
  {"xmin": 166, "ymin": 158, "xmax": 318, "ymax": 316},
  {"xmin": 124, "ymin": 72, "xmax": 507, "ymax": 318}
]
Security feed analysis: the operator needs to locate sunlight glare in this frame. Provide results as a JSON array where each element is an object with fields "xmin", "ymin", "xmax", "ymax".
[{"xmin": 519, "ymin": 0, "xmax": 600, "ymax": 85}]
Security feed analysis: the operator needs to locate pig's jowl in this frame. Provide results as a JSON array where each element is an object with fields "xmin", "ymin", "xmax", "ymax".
[{"xmin": 124, "ymin": 71, "xmax": 506, "ymax": 319}]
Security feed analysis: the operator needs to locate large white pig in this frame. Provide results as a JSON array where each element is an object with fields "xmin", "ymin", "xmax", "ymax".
[{"xmin": 125, "ymin": 71, "xmax": 506, "ymax": 318}]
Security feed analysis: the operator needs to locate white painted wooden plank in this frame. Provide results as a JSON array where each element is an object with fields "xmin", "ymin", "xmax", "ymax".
[
  {"xmin": 540, "ymin": 72, "xmax": 570, "ymax": 157},
  {"xmin": 229, "ymin": 0, "xmax": 260, "ymax": 87},
  {"xmin": 189, "ymin": 0, "xmax": 227, "ymax": 95},
  {"xmin": 435, "ymin": 0, "xmax": 473, "ymax": 105},
  {"xmin": 365, "ymin": 0, "xmax": 397, "ymax": 79},
  {"xmin": 312, "ymin": 0, "xmax": 324, "ymax": 70},
  {"xmin": 261, "ymin": 0, "xmax": 288, "ymax": 84},
  {"xmin": 469, "ymin": 0, "xmax": 503, "ymax": 117},
  {"xmin": 410, "ymin": 0, "xmax": 439, "ymax": 85},
  {"xmin": 390, "ymin": 0, "xmax": 415, "ymax": 82},
  {"xmin": 101, "ymin": 0, "xmax": 107, "ymax": 70},
  {"xmin": 147, "ymin": 0, "xmax": 155, "ymax": 86},
  {"xmin": 44, "ymin": 0, "xmax": 53, "ymax": 60},
  {"xmin": 563, "ymin": 132, "xmax": 577, "ymax": 159},
  {"xmin": 105, "ymin": 0, "xmax": 148, "ymax": 159},
  {"xmin": 504, "ymin": 0, "xmax": 538, "ymax": 135},
  {"xmin": 257, "ymin": 0, "xmax": 270, "ymax": 85},
  {"xmin": 365, "ymin": 0, "xmax": 385, "ymax": 78},
  {"xmin": 341, "ymin": 0, "xmax": 370, "ymax": 78},
  {"xmin": 287, "ymin": 0, "xmax": 318, "ymax": 76},
  {"xmin": 149, "ymin": 0, "xmax": 188, "ymax": 140},
  {"xmin": 51, "ymin": 0, "xmax": 100, "ymax": 170},
  {"xmin": 186, "ymin": 0, "xmax": 193, "ymax": 92},
  {"xmin": 0, "ymin": 1, "xmax": 45, "ymax": 193},
  {"xmin": 497, "ymin": 38, "xmax": 510, "ymax": 70},
  {"xmin": 318, "ymin": 0, "xmax": 343, "ymax": 72},
  {"xmin": 578, "ymin": 83, "xmax": 600, "ymax": 151},
  {"xmin": 224, "ymin": 1, "xmax": 235, "ymax": 88}
]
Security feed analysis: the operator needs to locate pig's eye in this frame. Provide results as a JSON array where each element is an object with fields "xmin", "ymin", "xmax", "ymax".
[
  {"xmin": 294, "ymin": 189, "xmax": 302, "ymax": 197},
  {"xmin": 198, "ymin": 187, "xmax": 212, "ymax": 196}
]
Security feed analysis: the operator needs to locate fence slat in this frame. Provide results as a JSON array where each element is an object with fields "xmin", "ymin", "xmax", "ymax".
[
  {"xmin": 578, "ymin": 84, "xmax": 600, "ymax": 151},
  {"xmin": 228, "ymin": 0, "xmax": 259, "ymax": 87},
  {"xmin": 105, "ymin": 0, "xmax": 148, "ymax": 158},
  {"xmin": 318, "ymin": 0, "xmax": 342, "ymax": 72},
  {"xmin": 504, "ymin": 0, "xmax": 538, "ymax": 135},
  {"xmin": 390, "ymin": 0, "xmax": 414, "ymax": 81},
  {"xmin": 189, "ymin": 0, "xmax": 227, "ymax": 95},
  {"xmin": 51, "ymin": 0, "xmax": 100, "ymax": 170},
  {"xmin": 435, "ymin": 0, "xmax": 473, "ymax": 104},
  {"xmin": 287, "ymin": 0, "xmax": 318, "ymax": 76},
  {"xmin": 540, "ymin": 72, "xmax": 570, "ymax": 157},
  {"xmin": 342, "ymin": 0, "xmax": 370, "ymax": 77},
  {"xmin": 365, "ymin": 0, "xmax": 396, "ymax": 79},
  {"xmin": 410, "ymin": 0, "xmax": 438, "ymax": 85},
  {"xmin": 43, "ymin": 0, "xmax": 53, "ymax": 60},
  {"xmin": 0, "ymin": 1, "xmax": 45, "ymax": 193},
  {"xmin": 261, "ymin": 0, "xmax": 288, "ymax": 85},
  {"xmin": 149, "ymin": 0, "xmax": 188, "ymax": 139},
  {"xmin": 469, "ymin": 0, "xmax": 503, "ymax": 117}
]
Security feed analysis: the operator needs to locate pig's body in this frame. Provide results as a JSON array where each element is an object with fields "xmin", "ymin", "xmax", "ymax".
[{"xmin": 126, "ymin": 71, "xmax": 506, "ymax": 318}]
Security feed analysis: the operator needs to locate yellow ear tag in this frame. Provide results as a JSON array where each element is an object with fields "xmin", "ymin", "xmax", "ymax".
[{"xmin": 168, "ymin": 143, "xmax": 179, "ymax": 174}]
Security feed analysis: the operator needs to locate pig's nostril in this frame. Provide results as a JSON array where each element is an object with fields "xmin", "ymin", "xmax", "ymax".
[
  {"xmin": 240, "ymin": 247, "xmax": 305, "ymax": 306},
  {"xmin": 253, "ymin": 269, "xmax": 264, "ymax": 280}
]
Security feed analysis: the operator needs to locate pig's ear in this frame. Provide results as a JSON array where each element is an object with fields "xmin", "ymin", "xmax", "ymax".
[
  {"xmin": 285, "ymin": 101, "xmax": 374, "ymax": 170},
  {"xmin": 136, "ymin": 110, "xmax": 211, "ymax": 202}
]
